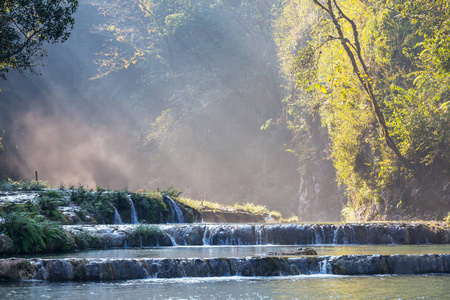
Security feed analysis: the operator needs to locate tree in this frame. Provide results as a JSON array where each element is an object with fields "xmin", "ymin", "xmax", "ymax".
[
  {"xmin": 0, "ymin": 0, "xmax": 79, "ymax": 81},
  {"xmin": 311, "ymin": 0, "xmax": 414, "ymax": 170},
  {"xmin": 281, "ymin": 0, "xmax": 449, "ymax": 220}
]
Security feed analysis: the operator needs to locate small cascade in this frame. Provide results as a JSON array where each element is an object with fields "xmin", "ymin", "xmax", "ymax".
[
  {"xmin": 314, "ymin": 226, "xmax": 323, "ymax": 244},
  {"xmin": 202, "ymin": 226, "xmax": 210, "ymax": 245},
  {"xmin": 65, "ymin": 222, "xmax": 450, "ymax": 249},
  {"xmin": 256, "ymin": 226, "xmax": 263, "ymax": 245},
  {"xmin": 318, "ymin": 257, "xmax": 332, "ymax": 274},
  {"xmin": 112, "ymin": 204, "xmax": 123, "ymax": 224},
  {"xmin": 164, "ymin": 195, "xmax": 184, "ymax": 223},
  {"xmin": 166, "ymin": 233, "xmax": 178, "ymax": 246},
  {"xmin": 213, "ymin": 211, "xmax": 222, "ymax": 222},
  {"xmin": 3, "ymin": 254, "xmax": 450, "ymax": 281},
  {"xmin": 332, "ymin": 226, "xmax": 340, "ymax": 244},
  {"xmin": 128, "ymin": 195, "xmax": 139, "ymax": 224}
]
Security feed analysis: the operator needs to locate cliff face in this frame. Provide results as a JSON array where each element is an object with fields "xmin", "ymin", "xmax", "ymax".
[
  {"xmin": 298, "ymin": 159, "xmax": 344, "ymax": 221},
  {"xmin": 296, "ymin": 122, "xmax": 345, "ymax": 222}
]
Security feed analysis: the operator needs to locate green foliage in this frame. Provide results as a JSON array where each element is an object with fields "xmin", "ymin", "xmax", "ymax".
[
  {"xmin": 0, "ymin": 179, "xmax": 50, "ymax": 191},
  {"xmin": 0, "ymin": 0, "xmax": 79, "ymax": 81},
  {"xmin": 73, "ymin": 229, "xmax": 102, "ymax": 249},
  {"xmin": 69, "ymin": 186, "xmax": 170, "ymax": 224},
  {"xmin": 70, "ymin": 186, "xmax": 114, "ymax": 223},
  {"xmin": 129, "ymin": 223, "xmax": 164, "ymax": 247},
  {"xmin": 158, "ymin": 186, "xmax": 182, "ymax": 198},
  {"xmin": 279, "ymin": 0, "xmax": 450, "ymax": 220},
  {"xmin": 0, "ymin": 211, "xmax": 73, "ymax": 253},
  {"xmin": 37, "ymin": 191, "xmax": 67, "ymax": 221},
  {"xmin": 133, "ymin": 190, "xmax": 166, "ymax": 223}
]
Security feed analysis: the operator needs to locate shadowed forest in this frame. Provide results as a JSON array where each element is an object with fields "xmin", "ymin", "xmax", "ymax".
[{"xmin": 1, "ymin": 0, "xmax": 449, "ymax": 221}]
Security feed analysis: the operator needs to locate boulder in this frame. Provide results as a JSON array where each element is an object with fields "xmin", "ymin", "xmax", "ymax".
[
  {"xmin": 267, "ymin": 247, "xmax": 318, "ymax": 256},
  {"xmin": 0, "ymin": 233, "xmax": 13, "ymax": 253}
]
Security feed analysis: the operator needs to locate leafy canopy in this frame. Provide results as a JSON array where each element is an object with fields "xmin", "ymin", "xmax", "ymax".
[{"xmin": 0, "ymin": 0, "xmax": 79, "ymax": 80}]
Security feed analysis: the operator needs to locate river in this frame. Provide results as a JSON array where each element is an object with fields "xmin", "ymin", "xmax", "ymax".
[
  {"xmin": 1, "ymin": 274, "xmax": 449, "ymax": 299},
  {"xmin": 1, "ymin": 244, "xmax": 450, "ymax": 298}
]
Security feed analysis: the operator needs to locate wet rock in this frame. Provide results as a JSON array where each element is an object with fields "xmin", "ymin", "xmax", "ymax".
[
  {"xmin": 267, "ymin": 247, "xmax": 317, "ymax": 256},
  {"xmin": 0, "ymin": 258, "xmax": 41, "ymax": 281},
  {"xmin": 0, "ymin": 254, "xmax": 449, "ymax": 281},
  {"xmin": 0, "ymin": 234, "xmax": 13, "ymax": 253},
  {"xmin": 62, "ymin": 223, "xmax": 450, "ymax": 250}
]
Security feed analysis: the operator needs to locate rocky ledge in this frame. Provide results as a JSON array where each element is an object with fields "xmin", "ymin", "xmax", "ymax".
[
  {"xmin": 61, "ymin": 222, "xmax": 450, "ymax": 250},
  {"xmin": 0, "ymin": 254, "xmax": 449, "ymax": 281}
]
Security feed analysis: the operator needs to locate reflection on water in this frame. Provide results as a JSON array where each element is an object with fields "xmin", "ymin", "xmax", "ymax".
[
  {"xmin": 1, "ymin": 275, "xmax": 449, "ymax": 299},
  {"xmin": 10, "ymin": 244, "xmax": 450, "ymax": 260}
]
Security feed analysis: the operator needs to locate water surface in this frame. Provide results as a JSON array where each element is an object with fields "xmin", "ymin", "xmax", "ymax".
[
  {"xmin": 12, "ymin": 244, "xmax": 450, "ymax": 259},
  {"xmin": 1, "ymin": 275, "xmax": 448, "ymax": 299}
]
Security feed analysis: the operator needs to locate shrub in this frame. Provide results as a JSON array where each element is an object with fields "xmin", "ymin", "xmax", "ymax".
[
  {"xmin": 129, "ymin": 223, "xmax": 164, "ymax": 247},
  {"xmin": 133, "ymin": 191, "xmax": 166, "ymax": 223},
  {"xmin": 70, "ymin": 187, "xmax": 114, "ymax": 223},
  {"xmin": 73, "ymin": 229, "xmax": 103, "ymax": 249},
  {"xmin": 38, "ymin": 191, "xmax": 66, "ymax": 221},
  {"xmin": 0, "ymin": 211, "xmax": 73, "ymax": 253}
]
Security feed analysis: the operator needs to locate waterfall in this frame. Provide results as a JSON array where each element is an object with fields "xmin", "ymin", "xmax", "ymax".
[
  {"xmin": 256, "ymin": 226, "xmax": 264, "ymax": 245},
  {"xmin": 139, "ymin": 234, "xmax": 143, "ymax": 248},
  {"xmin": 128, "ymin": 195, "xmax": 139, "ymax": 224},
  {"xmin": 5, "ymin": 254, "xmax": 450, "ymax": 281},
  {"xmin": 319, "ymin": 257, "xmax": 332, "ymax": 274},
  {"xmin": 166, "ymin": 233, "xmax": 178, "ymax": 246},
  {"xmin": 314, "ymin": 226, "xmax": 323, "ymax": 244},
  {"xmin": 112, "ymin": 204, "xmax": 123, "ymax": 224},
  {"xmin": 66, "ymin": 223, "xmax": 450, "ymax": 248},
  {"xmin": 164, "ymin": 195, "xmax": 184, "ymax": 223},
  {"xmin": 202, "ymin": 226, "xmax": 210, "ymax": 245}
]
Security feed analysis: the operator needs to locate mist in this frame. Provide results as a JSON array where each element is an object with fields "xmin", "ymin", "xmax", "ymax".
[{"xmin": 0, "ymin": 1, "xmax": 300, "ymax": 216}]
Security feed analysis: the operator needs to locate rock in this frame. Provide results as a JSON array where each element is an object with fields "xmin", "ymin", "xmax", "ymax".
[
  {"xmin": 0, "ymin": 254, "xmax": 449, "ymax": 281},
  {"xmin": 267, "ymin": 247, "xmax": 317, "ymax": 256},
  {"xmin": 0, "ymin": 234, "xmax": 13, "ymax": 253}
]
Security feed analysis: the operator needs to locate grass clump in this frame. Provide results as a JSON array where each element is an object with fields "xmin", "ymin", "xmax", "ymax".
[
  {"xmin": 279, "ymin": 213, "xmax": 299, "ymax": 223},
  {"xmin": 233, "ymin": 202, "xmax": 282, "ymax": 219},
  {"xmin": 178, "ymin": 197, "xmax": 284, "ymax": 220},
  {"xmin": 157, "ymin": 186, "xmax": 182, "ymax": 198},
  {"xmin": 178, "ymin": 197, "xmax": 228, "ymax": 212}
]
